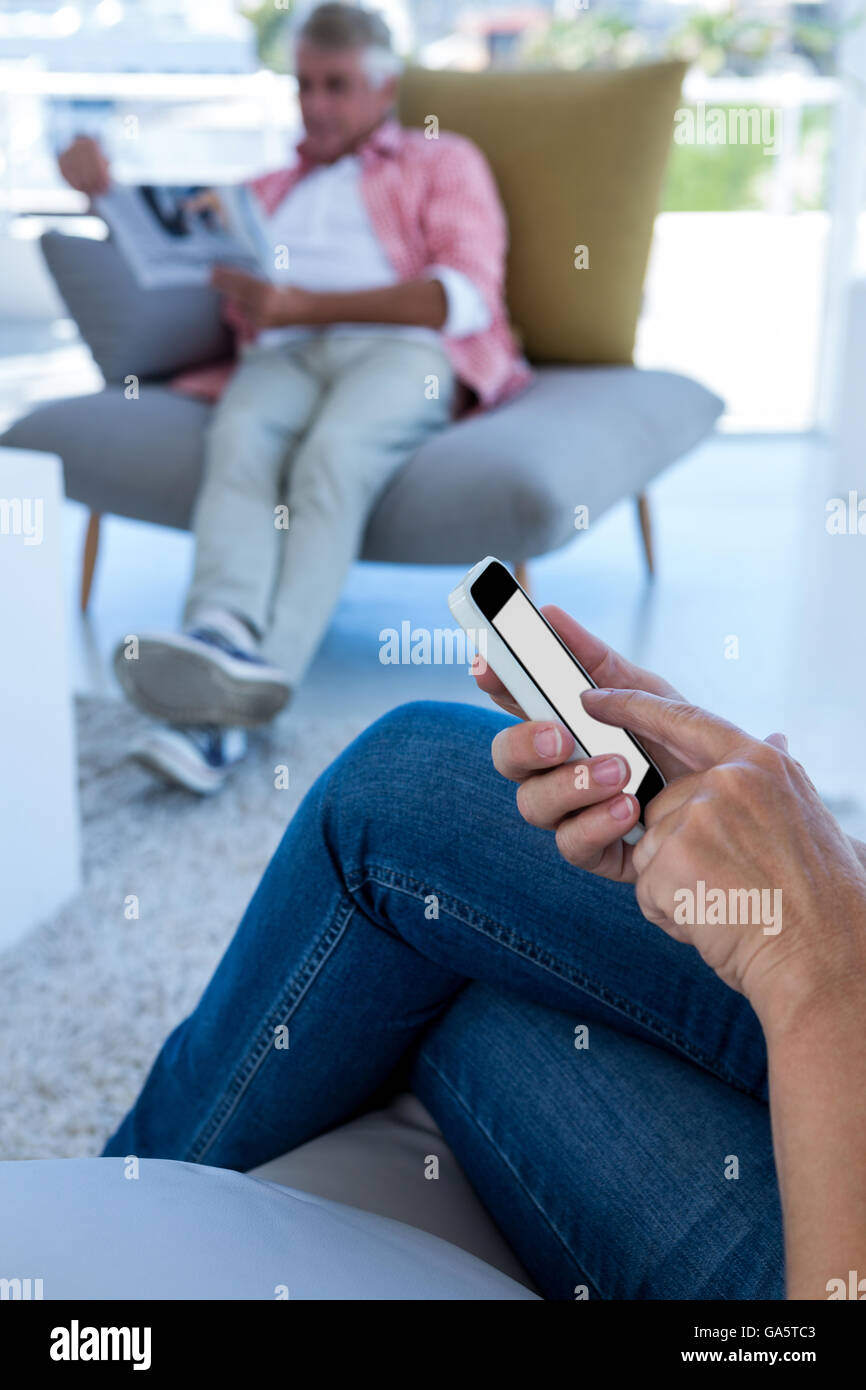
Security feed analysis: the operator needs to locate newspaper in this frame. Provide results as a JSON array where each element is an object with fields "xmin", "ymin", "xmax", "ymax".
[{"xmin": 94, "ymin": 183, "xmax": 273, "ymax": 289}]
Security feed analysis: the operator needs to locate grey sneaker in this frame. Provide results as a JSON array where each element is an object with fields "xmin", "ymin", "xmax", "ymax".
[
  {"xmin": 114, "ymin": 627, "xmax": 291, "ymax": 727},
  {"xmin": 130, "ymin": 724, "xmax": 249, "ymax": 796}
]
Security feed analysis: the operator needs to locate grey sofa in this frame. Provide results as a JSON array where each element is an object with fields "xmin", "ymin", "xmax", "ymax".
[{"xmin": 2, "ymin": 230, "xmax": 724, "ymax": 608}]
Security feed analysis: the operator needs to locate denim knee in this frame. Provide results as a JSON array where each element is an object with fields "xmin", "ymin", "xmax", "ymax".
[{"xmin": 317, "ymin": 699, "xmax": 514, "ymax": 872}]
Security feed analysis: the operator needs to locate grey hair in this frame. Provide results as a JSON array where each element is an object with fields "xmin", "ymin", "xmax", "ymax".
[{"xmin": 294, "ymin": 4, "xmax": 403, "ymax": 88}]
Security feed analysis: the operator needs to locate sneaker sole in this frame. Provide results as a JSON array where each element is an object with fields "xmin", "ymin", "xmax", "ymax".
[{"xmin": 114, "ymin": 634, "xmax": 291, "ymax": 728}]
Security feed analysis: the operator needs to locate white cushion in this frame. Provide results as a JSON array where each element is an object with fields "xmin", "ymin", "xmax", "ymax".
[
  {"xmin": 0, "ymin": 1153, "xmax": 538, "ymax": 1300},
  {"xmin": 248, "ymin": 1093, "xmax": 536, "ymax": 1291}
]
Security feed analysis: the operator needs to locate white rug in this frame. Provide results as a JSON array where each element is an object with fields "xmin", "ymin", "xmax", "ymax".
[{"xmin": 0, "ymin": 698, "xmax": 367, "ymax": 1161}]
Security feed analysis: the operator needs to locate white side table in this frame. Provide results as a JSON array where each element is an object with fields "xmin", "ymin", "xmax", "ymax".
[{"xmin": 0, "ymin": 447, "xmax": 81, "ymax": 949}]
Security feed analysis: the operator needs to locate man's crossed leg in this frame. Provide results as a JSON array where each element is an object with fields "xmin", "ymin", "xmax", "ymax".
[{"xmin": 115, "ymin": 333, "xmax": 455, "ymax": 792}]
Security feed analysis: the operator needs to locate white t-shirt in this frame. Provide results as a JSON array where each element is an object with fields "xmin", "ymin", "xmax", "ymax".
[{"xmin": 255, "ymin": 152, "xmax": 490, "ymax": 351}]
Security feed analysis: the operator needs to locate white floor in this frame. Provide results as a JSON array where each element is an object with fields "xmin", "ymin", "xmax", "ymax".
[{"xmin": 51, "ymin": 430, "xmax": 864, "ymax": 816}]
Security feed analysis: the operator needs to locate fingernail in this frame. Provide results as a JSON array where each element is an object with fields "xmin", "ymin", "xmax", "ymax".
[
  {"xmin": 534, "ymin": 726, "xmax": 562, "ymax": 759},
  {"xmin": 608, "ymin": 793, "xmax": 634, "ymax": 821},
  {"xmin": 593, "ymin": 756, "xmax": 627, "ymax": 786},
  {"xmin": 470, "ymin": 653, "xmax": 484, "ymax": 674}
]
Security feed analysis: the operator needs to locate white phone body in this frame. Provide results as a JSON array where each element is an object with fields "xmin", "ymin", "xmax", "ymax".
[{"xmin": 448, "ymin": 556, "xmax": 663, "ymax": 845}]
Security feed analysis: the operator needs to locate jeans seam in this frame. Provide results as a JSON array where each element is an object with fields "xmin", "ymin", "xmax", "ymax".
[
  {"xmin": 351, "ymin": 861, "xmax": 756, "ymax": 1098},
  {"xmin": 413, "ymin": 1049, "xmax": 603, "ymax": 1301},
  {"xmin": 184, "ymin": 894, "xmax": 357, "ymax": 1164}
]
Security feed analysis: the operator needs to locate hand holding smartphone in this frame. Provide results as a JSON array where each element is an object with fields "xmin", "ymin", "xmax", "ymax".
[{"xmin": 448, "ymin": 557, "xmax": 665, "ymax": 845}]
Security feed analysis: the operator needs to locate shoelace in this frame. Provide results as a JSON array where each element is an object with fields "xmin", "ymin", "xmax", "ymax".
[{"xmin": 186, "ymin": 627, "xmax": 264, "ymax": 666}]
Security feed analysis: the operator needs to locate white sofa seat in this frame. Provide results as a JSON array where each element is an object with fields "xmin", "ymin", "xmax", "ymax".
[
  {"xmin": 0, "ymin": 1096, "xmax": 539, "ymax": 1300},
  {"xmin": 247, "ymin": 1092, "xmax": 538, "ymax": 1293}
]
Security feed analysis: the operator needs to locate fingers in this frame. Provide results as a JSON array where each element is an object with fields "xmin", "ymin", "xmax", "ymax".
[
  {"xmin": 84, "ymin": 164, "xmax": 110, "ymax": 197},
  {"xmin": 632, "ymin": 786, "xmax": 692, "ymax": 876},
  {"xmin": 210, "ymin": 265, "xmax": 240, "ymax": 293},
  {"xmin": 470, "ymin": 650, "xmax": 523, "ymax": 715},
  {"xmin": 539, "ymin": 606, "xmax": 613, "ymax": 680},
  {"xmin": 580, "ymin": 687, "xmax": 751, "ymax": 773},
  {"xmin": 77, "ymin": 137, "xmax": 109, "ymax": 195},
  {"xmin": 540, "ymin": 606, "xmax": 684, "ymax": 699},
  {"xmin": 59, "ymin": 137, "xmax": 110, "ymax": 196},
  {"xmin": 553, "ymin": 791, "xmax": 641, "ymax": 872},
  {"xmin": 491, "ymin": 720, "xmax": 575, "ymax": 780},
  {"xmin": 210, "ymin": 265, "xmax": 256, "ymax": 299},
  {"xmin": 764, "ymin": 731, "xmax": 789, "ymax": 752},
  {"xmin": 515, "ymin": 753, "xmax": 633, "ymax": 830},
  {"xmin": 641, "ymin": 765, "xmax": 708, "ymax": 825},
  {"xmin": 491, "ymin": 718, "xmax": 641, "ymax": 868},
  {"xmin": 210, "ymin": 268, "xmax": 269, "ymax": 324},
  {"xmin": 493, "ymin": 733, "xmax": 640, "ymax": 874}
]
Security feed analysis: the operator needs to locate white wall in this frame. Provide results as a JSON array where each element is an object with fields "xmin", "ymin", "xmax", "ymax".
[{"xmin": 0, "ymin": 448, "xmax": 81, "ymax": 948}]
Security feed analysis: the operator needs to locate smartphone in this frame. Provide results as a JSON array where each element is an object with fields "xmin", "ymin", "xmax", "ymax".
[{"xmin": 448, "ymin": 556, "xmax": 665, "ymax": 844}]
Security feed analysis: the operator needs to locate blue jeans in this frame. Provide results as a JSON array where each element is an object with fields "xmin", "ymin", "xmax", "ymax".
[{"xmin": 103, "ymin": 701, "xmax": 785, "ymax": 1300}]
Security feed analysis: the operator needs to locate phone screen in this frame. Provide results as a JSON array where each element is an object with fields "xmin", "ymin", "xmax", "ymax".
[{"xmin": 471, "ymin": 563, "xmax": 656, "ymax": 799}]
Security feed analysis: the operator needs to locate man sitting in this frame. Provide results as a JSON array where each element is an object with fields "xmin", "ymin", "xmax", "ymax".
[{"xmin": 59, "ymin": 2, "xmax": 528, "ymax": 795}]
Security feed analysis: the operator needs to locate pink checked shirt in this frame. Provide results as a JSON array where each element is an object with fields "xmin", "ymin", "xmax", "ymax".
[{"xmin": 172, "ymin": 118, "xmax": 532, "ymax": 411}]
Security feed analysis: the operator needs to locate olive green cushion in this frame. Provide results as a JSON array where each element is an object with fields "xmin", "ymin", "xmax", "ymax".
[{"xmin": 398, "ymin": 61, "xmax": 687, "ymax": 365}]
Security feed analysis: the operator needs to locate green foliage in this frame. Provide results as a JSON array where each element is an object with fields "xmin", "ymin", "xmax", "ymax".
[
  {"xmin": 523, "ymin": 6, "xmax": 845, "ymax": 78},
  {"xmin": 661, "ymin": 104, "xmax": 832, "ymax": 211},
  {"xmin": 241, "ymin": 0, "xmax": 295, "ymax": 74},
  {"xmin": 663, "ymin": 121, "xmax": 773, "ymax": 211},
  {"xmin": 523, "ymin": 9, "xmax": 839, "ymax": 212},
  {"xmin": 669, "ymin": 11, "xmax": 780, "ymax": 75},
  {"xmin": 523, "ymin": 14, "xmax": 650, "ymax": 70}
]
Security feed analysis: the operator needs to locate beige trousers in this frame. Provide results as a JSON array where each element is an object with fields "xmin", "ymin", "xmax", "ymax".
[{"xmin": 184, "ymin": 333, "xmax": 456, "ymax": 686}]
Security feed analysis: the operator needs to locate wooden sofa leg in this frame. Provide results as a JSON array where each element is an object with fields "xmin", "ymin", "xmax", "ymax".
[
  {"xmin": 636, "ymin": 493, "xmax": 654, "ymax": 576},
  {"xmin": 81, "ymin": 511, "xmax": 101, "ymax": 612},
  {"xmin": 514, "ymin": 562, "xmax": 530, "ymax": 594}
]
